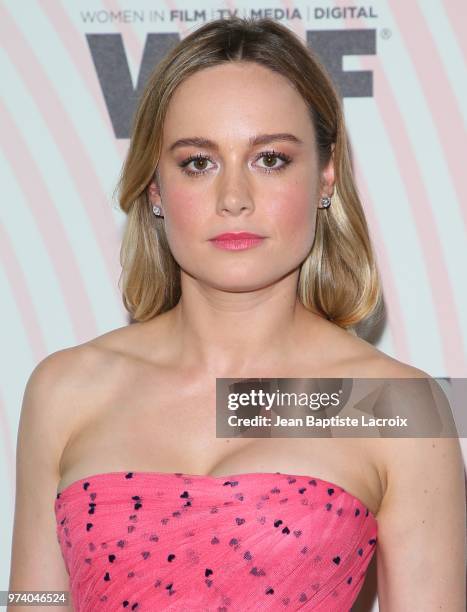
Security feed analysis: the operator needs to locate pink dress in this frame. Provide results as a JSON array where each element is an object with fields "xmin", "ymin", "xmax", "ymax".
[{"xmin": 54, "ymin": 471, "xmax": 377, "ymax": 611}]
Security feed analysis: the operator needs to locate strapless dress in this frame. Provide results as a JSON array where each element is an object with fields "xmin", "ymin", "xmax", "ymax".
[{"xmin": 54, "ymin": 471, "xmax": 377, "ymax": 611}]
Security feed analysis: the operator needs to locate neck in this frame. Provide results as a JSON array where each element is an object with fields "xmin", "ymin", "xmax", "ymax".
[{"xmin": 164, "ymin": 269, "xmax": 324, "ymax": 376}]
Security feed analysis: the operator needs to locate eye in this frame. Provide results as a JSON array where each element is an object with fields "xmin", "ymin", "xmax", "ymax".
[
  {"xmin": 255, "ymin": 149, "xmax": 292, "ymax": 173},
  {"xmin": 179, "ymin": 154, "xmax": 214, "ymax": 177},
  {"xmin": 178, "ymin": 149, "xmax": 292, "ymax": 178}
]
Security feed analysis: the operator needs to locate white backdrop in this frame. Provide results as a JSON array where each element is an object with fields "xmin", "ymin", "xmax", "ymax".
[{"xmin": 1, "ymin": 1, "xmax": 466, "ymax": 609}]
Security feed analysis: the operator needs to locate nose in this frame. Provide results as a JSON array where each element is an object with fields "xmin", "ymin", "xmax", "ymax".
[{"xmin": 216, "ymin": 163, "xmax": 255, "ymax": 216}]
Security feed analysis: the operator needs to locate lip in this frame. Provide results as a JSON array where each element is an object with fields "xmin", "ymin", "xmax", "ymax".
[
  {"xmin": 209, "ymin": 232, "xmax": 265, "ymax": 251},
  {"xmin": 211, "ymin": 232, "xmax": 263, "ymax": 240}
]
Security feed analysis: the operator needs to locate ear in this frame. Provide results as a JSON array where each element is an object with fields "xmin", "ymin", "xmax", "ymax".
[
  {"xmin": 147, "ymin": 169, "xmax": 162, "ymax": 207},
  {"xmin": 320, "ymin": 144, "xmax": 336, "ymax": 197}
]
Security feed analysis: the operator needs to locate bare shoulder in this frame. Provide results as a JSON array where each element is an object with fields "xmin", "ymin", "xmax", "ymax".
[
  {"xmin": 24, "ymin": 315, "xmax": 169, "ymax": 457},
  {"xmin": 16, "ymin": 338, "xmax": 120, "ymax": 497},
  {"xmin": 18, "ymin": 340, "xmax": 117, "ymax": 475},
  {"xmin": 317, "ymin": 320, "xmax": 458, "ymax": 486},
  {"xmin": 23, "ymin": 341, "xmax": 108, "ymax": 430},
  {"xmin": 329, "ymin": 329, "xmax": 466, "ymax": 605},
  {"xmin": 322, "ymin": 320, "xmax": 431, "ymax": 379},
  {"xmin": 354, "ymin": 344, "xmax": 430, "ymax": 378},
  {"xmin": 9, "ymin": 335, "xmax": 133, "ymax": 597},
  {"xmin": 86, "ymin": 315, "xmax": 170, "ymax": 364},
  {"xmin": 21, "ymin": 321, "xmax": 153, "ymax": 452},
  {"xmin": 338, "ymin": 326, "xmax": 458, "ymax": 464},
  {"xmin": 327, "ymin": 329, "xmax": 466, "ymax": 606},
  {"xmin": 363, "ymin": 345, "xmax": 464, "ymax": 508},
  {"xmin": 27, "ymin": 331, "xmax": 127, "ymax": 411}
]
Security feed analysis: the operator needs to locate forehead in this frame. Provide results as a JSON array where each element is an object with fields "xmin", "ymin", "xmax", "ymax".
[{"xmin": 162, "ymin": 61, "xmax": 315, "ymax": 146}]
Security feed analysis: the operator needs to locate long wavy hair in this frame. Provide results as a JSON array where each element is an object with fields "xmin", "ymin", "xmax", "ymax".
[{"xmin": 117, "ymin": 16, "xmax": 382, "ymax": 331}]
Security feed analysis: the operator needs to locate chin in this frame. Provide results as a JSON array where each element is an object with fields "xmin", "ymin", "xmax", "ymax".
[
  {"xmin": 178, "ymin": 255, "xmax": 302, "ymax": 289},
  {"xmin": 205, "ymin": 269, "xmax": 296, "ymax": 293},
  {"xmin": 203, "ymin": 275, "xmax": 272, "ymax": 292}
]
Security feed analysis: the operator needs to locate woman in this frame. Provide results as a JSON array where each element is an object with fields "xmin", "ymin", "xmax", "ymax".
[{"xmin": 9, "ymin": 16, "xmax": 465, "ymax": 611}]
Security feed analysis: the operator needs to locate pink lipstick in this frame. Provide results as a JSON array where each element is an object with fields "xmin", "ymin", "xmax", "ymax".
[{"xmin": 209, "ymin": 232, "xmax": 265, "ymax": 251}]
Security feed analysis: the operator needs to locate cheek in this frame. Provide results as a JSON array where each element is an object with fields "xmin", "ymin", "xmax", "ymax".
[
  {"xmin": 163, "ymin": 187, "xmax": 202, "ymax": 237},
  {"xmin": 266, "ymin": 184, "xmax": 316, "ymax": 237}
]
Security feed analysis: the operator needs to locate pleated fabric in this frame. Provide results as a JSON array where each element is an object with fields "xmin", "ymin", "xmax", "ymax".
[{"xmin": 55, "ymin": 471, "xmax": 377, "ymax": 611}]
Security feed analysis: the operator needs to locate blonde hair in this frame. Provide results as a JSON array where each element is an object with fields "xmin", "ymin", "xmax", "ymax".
[{"xmin": 117, "ymin": 16, "xmax": 382, "ymax": 330}]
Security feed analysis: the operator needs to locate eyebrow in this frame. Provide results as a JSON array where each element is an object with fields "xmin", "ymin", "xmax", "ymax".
[{"xmin": 167, "ymin": 132, "xmax": 304, "ymax": 152}]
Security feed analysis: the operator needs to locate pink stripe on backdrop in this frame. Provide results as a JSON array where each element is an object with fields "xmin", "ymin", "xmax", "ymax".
[
  {"xmin": 0, "ymin": 228, "xmax": 43, "ymax": 492},
  {"xmin": 0, "ymin": 394, "xmax": 15, "ymax": 500},
  {"xmin": 443, "ymin": 0, "xmax": 467, "ymax": 65},
  {"xmin": 0, "ymin": 99, "xmax": 98, "ymax": 342},
  {"xmin": 391, "ymin": 1, "xmax": 467, "ymax": 235},
  {"xmin": 0, "ymin": 225, "xmax": 48, "ymax": 361},
  {"xmin": 332, "ymin": 0, "xmax": 465, "ymax": 375},
  {"xmin": 39, "ymin": 0, "xmax": 115, "ymax": 135},
  {"xmin": 39, "ymin": 2, "xmax": 129, "ymax": 165},
  {"xmin": 361, "ymin": 54, "xmax": 464, "ymax": 375},
  {"xmin": 0, "ymin": 5, "xmax": 122, "ymax": 300}
]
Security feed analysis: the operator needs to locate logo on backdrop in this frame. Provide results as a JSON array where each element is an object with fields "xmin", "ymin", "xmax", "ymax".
[{"xmin": 84, "ymin": 8, "xmax": 378, "ymax": 138}]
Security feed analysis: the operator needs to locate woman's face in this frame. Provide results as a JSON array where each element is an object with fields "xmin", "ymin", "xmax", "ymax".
[{"xmin": 150, "ymin": 61, "xmax": 334, "ymax": 292}]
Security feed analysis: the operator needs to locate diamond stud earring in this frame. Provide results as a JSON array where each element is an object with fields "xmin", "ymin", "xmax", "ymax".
[
  {"xmin": 318, "ymin": 195, "xmax": 331, "ymax": 209},
  {"xmin": 152, "ymin": 204, "xmax": 163, "ymax": 217}
]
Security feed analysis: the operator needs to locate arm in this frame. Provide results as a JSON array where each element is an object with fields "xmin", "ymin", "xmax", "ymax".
[
  {"xmin": 376, "ymin": 436, "xmax": 466, "ymax": 610},
  {"xmin": 8, "ymin": 350, "xmax": 81, "ymax": 612}
]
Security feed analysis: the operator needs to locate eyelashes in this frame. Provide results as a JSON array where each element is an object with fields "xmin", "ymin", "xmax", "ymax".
[{"xmin": 178, "ymin": 149, "xmax": 292, "ymax": 178}]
